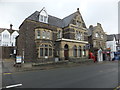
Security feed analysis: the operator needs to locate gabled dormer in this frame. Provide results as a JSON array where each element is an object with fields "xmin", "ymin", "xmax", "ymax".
[{"xmin": 39, "ymin": 7, "xmax": 48, "ymax": 23}]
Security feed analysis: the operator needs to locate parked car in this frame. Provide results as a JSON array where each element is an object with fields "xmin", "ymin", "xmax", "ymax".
[{"xmin": 112, "ymin": 55, "xmax": 120, "ymax": 61}]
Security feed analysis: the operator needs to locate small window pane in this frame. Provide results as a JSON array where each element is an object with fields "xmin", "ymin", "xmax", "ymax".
[
  {"xmin": 49, "ymin": 48, "xmax": 52, "ymax": 56},
  {"xmin": 42, "ymin": 31, "xmax": 45, "ymax": 38},
  {"xmin": 40, "ymin": 48, "xmax": 43, "ymax": 56},
  {"xmin": 45, "ymin": 45, "xmax": 48, "ymax": 47},
  {"xmin": 41, "ymin": 15, "xmax": 43, "ymax": 21},
  {"xmin": 45, "ymin": 48, "xmax": 48, "ymax": 56}
]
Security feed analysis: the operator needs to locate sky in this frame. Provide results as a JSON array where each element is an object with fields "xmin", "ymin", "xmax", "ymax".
[{"xmin": 0, "ymin": 0, "xmax": 119, "ymax": 34}]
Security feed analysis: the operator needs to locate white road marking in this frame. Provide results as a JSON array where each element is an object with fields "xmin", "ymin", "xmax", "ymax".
[{"xmin": 5, "ymin": 84, "xmax": 22, "ymax": 88}]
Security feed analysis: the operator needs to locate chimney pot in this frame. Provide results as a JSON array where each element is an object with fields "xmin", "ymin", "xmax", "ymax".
[{"xmin": 10, "ymin": 24, "xmax": 13, "ymax": 30}]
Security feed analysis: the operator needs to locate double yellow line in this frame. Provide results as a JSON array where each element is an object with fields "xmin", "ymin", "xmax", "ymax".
[
  {"xmin": 3, "ymin": 73, "xmax": 12, "ymax": 75},
  {"xmin": 114, "ymin": 86, "xmax": 120, "ymax": 90}
]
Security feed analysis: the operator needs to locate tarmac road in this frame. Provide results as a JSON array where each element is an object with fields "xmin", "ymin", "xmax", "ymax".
[{"xmin": 2, "ymin": 61, "xmax": 118, "ymax": 88}]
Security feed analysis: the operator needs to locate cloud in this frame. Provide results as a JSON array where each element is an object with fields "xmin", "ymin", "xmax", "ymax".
[{"xmin": 0, "ymin": 0, "xmax": 119, "ymax": 34}]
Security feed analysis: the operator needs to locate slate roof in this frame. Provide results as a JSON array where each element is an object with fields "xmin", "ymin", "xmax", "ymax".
[
  {"xmin": 0, "ymin": 28, "xmax": 6, "ymax": 33},
  {"xmin": 62, "ymin": 12, "xmax": 76, "ymax": 27},
  {"xmin": 0, "ymin": 28, "xmax": 18, "ymax": 34},
  {"xmin": 27, "ymin": 10, "xmax": 79, "ymax": 28},
  {"xmin": 88, "ymin": 25, "xmax": 94, "ymax": 36},
  {"xmin": 115, "ymin": 34, "xmax": 120, "ymax": 40},
  {"xmin": 48, "ymin": 15, "xmax": 63, "ymax": 27},
  {"xmin": 107, "ymin": 34, "xmax": 115, "ymax": 41}
]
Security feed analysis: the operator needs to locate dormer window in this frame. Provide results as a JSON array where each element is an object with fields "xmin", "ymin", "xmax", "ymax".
[
  {"xmin": 39, "ymin": 7, "xmax": 48, "ymax": 23},
  {"xmin": 40, "ymin": 15, "xmax": 44, "ymax": 21}
]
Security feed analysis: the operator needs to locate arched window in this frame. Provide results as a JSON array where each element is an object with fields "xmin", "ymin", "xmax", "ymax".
[
  {"xmin": 73, "ymin": 45, "xmax": 77, "ymax": 57},
  {"xmin": 39, "ymin": 44, "xmax": 53, "ymax": 58},
  {"xmin": 78, "ymin": 46, "xmax": 82, "ymax": 57}
]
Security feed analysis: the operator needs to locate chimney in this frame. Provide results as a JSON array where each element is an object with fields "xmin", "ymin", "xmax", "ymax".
[
  {"xmin": 10, "ymin": 24, "xmax": 13, "ymax": 30},
  {"xmin": 97, "ymin": 23, "xmax": 101, "ymax": 27},
  {"xmin": 77, "ymin": 8, "xmax": 79, "ymax": 11},
  {"xmin": 89, "ymin": 25, "xmax": 94, "ymax": 30}
]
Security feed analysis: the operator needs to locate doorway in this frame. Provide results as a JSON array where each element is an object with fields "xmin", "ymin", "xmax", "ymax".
[{"xmin": 64, "ymin": 44, "xmax": 69, "ymax": 60}]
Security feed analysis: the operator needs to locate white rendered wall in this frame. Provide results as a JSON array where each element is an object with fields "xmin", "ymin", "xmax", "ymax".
[
  {"xmin": 11, "ymin": 31, "xmax": 19, "ymax": 46},
  {"xmin": 1, "ymin": 30, "xmax": 10, "ymax": 46}
]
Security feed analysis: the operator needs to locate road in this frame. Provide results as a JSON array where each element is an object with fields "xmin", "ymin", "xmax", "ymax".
[
  {"xmin": 0, "ymin": 46, "xmax": 2, "ymax": 89},
  {"xmin": 2, "ymin": 61, "xmax": 118, "ymax": 88}
]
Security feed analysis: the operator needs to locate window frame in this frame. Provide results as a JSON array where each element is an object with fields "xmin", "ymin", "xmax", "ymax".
[{"xmin": 39, "ymin": 44, "xmax": 53, "ymax": 58}]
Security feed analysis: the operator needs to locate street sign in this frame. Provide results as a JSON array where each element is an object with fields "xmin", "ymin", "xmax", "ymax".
[{"xmin": 16, "ymin": 56, "xmax": 22, "ymax": 63}]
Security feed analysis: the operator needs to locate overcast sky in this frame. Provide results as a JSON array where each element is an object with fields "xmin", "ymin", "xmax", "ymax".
[{"xmin": 0, "ymin": 0, "xmax": 119, "ymax": 34}]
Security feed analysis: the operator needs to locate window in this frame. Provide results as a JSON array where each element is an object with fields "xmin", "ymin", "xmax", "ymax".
[
  {"xmin": 3, "ymin": 34, "xmax": 9, "ymax": 39},
  {"xmin": 40, "ymin": 48, "xmax": 43, "ymax": 56},
  {"xmin": 57, "ymin": 30, "xmax": 62, "ymax": 39},
  {"xmin": 49, "ymin": 45, "xmax": 52, "ymax": 56},
  {"xmin": 40, "ymin": 15, "xmax": 48, "ymax": 23},
  {"xmin": 75, "ymin": 31, "xmax": 83, "ymax": 40},
  {"xmin": 95, "ymin": 33, "xmax": 99, "ymax": 37},
  {"xmin": 83, "ymin": 46, "xmax": 86, "ymax": 57},
  {"xmin": 40, "ymin": 15, "xmax": 44, "ymax": 22},
  {"xmin": 78, "ymin": 46, "xmax": 82, "ymax": 57},
  {"xmin": 42, "ymin": 31, "xmax": 46, "ymax": 39},
  {"xmin": 78, "ymin": 32, "xmax": 81, "ymax": 40},
  {"xmin": 94, "ymin": 41, "xmax": 96, "ymax": 47},
  {"xmin": 46, "ymin": 31, "xmax": 50, "ymax": 39},
  {"xmin": 101, "ymin": 35, "xmax": 103, "ymax": 39},
  {"xmin": 45, "ymin": 48, "xmax": 48, "ymax": 56},
  {"xmin": 39, "ymin": 44, "xmax": 53, "ymax": 58},
  {"xmin": 73, "ymin": 45, "xmax": 77, "ymax": 57},
  {"xmin": 75, "ymin": 31, "xmax": 77, "ymax": 39},
  {"xmin": 37, "ymin": 30, "xmax": 40, "ymax": 39},
  {"xmin": 44, "ymin": 16, "xmax": 47, "ymax": 23}
]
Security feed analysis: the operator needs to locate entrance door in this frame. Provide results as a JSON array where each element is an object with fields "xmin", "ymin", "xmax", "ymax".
[{"xmin": 64, "ymin": 44, "xmax": 69, "ymax": 60}]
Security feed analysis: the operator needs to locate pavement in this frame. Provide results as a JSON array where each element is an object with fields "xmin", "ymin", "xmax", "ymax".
[{"xmin": 2, "ymin": 59, "xmax": 117, "ymax": 73}]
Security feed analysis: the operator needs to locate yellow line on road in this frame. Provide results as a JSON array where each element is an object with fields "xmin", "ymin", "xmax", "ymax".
[
  {"xmin": 114, "ymin": 85, "xmax": 120, "ymax": 90},
  {"xmin": 3, "ymin": 73, "xmax": 12, "ymax": 75}
]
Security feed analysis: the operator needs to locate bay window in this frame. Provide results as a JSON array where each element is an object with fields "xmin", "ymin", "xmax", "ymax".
[{"xmin": 39, "ymin": 44, "xmax": 53, "ymax": 58}]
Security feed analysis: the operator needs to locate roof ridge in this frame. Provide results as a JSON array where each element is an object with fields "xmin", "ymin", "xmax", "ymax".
[
  {"xmin": 48, "ymin": 15, "xmax": 62, "ymax": 20},
  {"xmin": 62, "ymin": 11, "xmax": 77, "ymax": 20}
]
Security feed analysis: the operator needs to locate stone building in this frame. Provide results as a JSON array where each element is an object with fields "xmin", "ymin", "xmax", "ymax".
[
  {"xmin": 88, "ymin": 23, "xmax": 107, "ymax": 52},
  {"xmin": 17, "ymin": 8, "xmax": 89, "ymax": 62},
  {"xmin": 88, "ymin": 23, "xmax": 107, "ymax": 61}
]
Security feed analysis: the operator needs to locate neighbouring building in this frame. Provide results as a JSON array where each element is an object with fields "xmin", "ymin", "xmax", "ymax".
[
  {"xmin": 0, "ymin": 24, "xmax": 19, "ymax": 59},
  {"xmin": 17, "ymin": 8, "xmax": 89, "ymax": 63},
  {"xmin": 106, "ymin": 34, "xmax": 120, "ymax": 60},
  {"xmin": 88, "ymin": 23, "xmax": 107, "ymax": 61},
  {"xmin": 106, "ymin": 34, "xmax": 117, "ymax": 59},
  {"xmin": 115, "ymin": 34, "xmax": 120, "ymax": 52}
]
